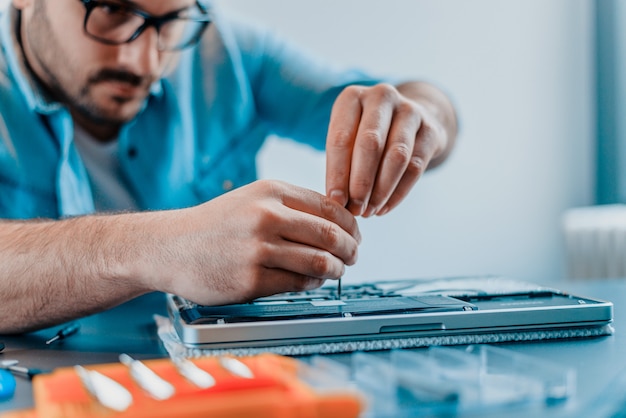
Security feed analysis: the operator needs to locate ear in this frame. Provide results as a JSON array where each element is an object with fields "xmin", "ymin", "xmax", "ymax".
[{"xmin": 12, "ymin": 0, "xmax": 33, "ymax": 10}]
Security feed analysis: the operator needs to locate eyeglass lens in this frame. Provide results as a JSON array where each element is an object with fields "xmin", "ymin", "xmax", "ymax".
[{"xmin": 85, "ymin": 2, "xmax": 208, "ymax": 50}]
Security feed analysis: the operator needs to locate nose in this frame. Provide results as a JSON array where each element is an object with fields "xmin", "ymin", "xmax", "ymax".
[{"xmin": 115, "ymin": 26, "xmax": 161, "ymax": 77}]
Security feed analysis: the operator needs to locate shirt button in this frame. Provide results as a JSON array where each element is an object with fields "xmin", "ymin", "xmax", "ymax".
[
  {"xmin": 222, "ymin": 180, "xmax": 233, "ymax": 191},
  {"xmin": 128, "ymin": 147, "xmax": 138, "ymax": 158}
]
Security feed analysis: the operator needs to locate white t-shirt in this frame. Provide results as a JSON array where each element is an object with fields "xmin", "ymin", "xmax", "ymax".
[{"xmin": 73, "ymin": 125, "xmax": 139, "ymax": 212}]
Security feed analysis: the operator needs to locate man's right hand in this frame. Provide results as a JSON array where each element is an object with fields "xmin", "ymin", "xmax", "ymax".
[
  {"xmin": 138, "ymin": 179, "xmax": 361, "ymax": 306},
  {"xmin": 0, "ymin": 179, "xmax": 359, "ymax": 333}
]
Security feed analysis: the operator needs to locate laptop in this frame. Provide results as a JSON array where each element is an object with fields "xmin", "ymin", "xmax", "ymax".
[{"xmin": 166, "ymin": 276, "xmax": 614, "ymax": 354}]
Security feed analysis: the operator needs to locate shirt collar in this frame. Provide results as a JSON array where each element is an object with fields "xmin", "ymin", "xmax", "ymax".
[{"xmin": 0, "ymin": 6, "xmax": 163, "ymax": 116}]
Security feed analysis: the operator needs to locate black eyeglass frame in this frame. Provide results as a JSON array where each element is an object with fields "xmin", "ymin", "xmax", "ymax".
[{"xmin": 78, "ymin": 0, "xmax": 211, "ymax": 51}]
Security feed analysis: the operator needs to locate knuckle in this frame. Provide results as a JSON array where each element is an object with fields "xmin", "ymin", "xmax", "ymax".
[
  {"xmin": 310, "ymin": 252, "xmax": 334, "ymax": 277},
  {"xmin": 407, "ymin": 155, "xmax": 427, "ymax": 178},
  {"xmin": 260, "ymin": 179, "xmax": 286, "ymax": 198},
  {"xmin": 387, "ymin": 142, "xmax": 412, "ymax": 166},
  {"xmin": 342, "ymin": 242, "xmax": 358, "ymax": 266},
  {"xmin": 251, "ymin": 179, "xmax": 277, "ymax": 199},
  {"xmin": 417, "ymin": 122, "xmax": 446, "ymax": 157},
  {"xmin": 252, "ymin": 240, "xmax": 273, "ymax": 263},
  {"xmin": 349, "ymin": 245, "xmax": 358, "ymax": 265},
  {"xmin": 419, "ymin": 122, "xmax": 435, "ymax": 138},
  {"xmin": 321, "ymin": 222, "xmax": 340, "ymax": 248},
  {"xmin": 251, "ymin": 203, "xmax": 280, "ymax": 232},
  {"xmin": 370, "ymin": 83, "xmax": 397, "ymax": 101},
  {"xmin": 359, "ymin": 129, "xmax": 384, "ymax": 153},
  {"xmin": 254, "ymin": 178, "xmax": 273, "ymax": 191},
  {"xmin": 396, "ymin": 100, "xmax": 420, "ymax": 118},
  {"xmin": 418, "ymin": 121, "xmax": 444, "ymax": 146},
  {"xmin": 339, "ymin": 85, "xmax": 364, "ymax": 101},
  {"xmin": 320, "ymin": 196, "xmax": 340, "ymax": 219},
  {"xmin": 256, "ymin": 202, "xmax": 277, "ymax": 221}
]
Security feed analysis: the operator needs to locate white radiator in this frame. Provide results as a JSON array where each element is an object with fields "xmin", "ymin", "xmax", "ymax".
[{"xmin": 563, "ymin": 204, "xmax": 626, "ymax": 279}]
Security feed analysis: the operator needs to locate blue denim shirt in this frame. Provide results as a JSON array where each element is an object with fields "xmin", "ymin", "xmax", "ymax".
[{"xmin": 0, "ymin": 6, "xmax": 381, "ymax": 219}]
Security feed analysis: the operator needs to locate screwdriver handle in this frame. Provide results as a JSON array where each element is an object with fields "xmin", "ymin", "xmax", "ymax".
[
  {"xmin": 8, "ymin": 365, "xmax": 49, "ymax": 380},
  {"xmin": 46, "ymin": 322, "xmax": 80, "ymax": 345}
]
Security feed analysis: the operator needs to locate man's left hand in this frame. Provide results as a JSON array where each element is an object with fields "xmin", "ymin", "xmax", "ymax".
[{"xmin": 325, "ymin": 82, "xmax": 458, "ymax": 217}]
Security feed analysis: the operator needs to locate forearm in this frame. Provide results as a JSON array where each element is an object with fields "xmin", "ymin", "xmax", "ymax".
[
  {"xmin": 0, "ymin": 214, "xmax": 153, "ymax": 333},
  {"xmin": 396, "ymin": 81, "xmax": 459, "ymax": 169}
]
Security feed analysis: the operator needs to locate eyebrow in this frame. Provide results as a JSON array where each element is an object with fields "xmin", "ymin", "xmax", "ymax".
[{"xmin": 116, "ymin": 0, "xmax": 198, "ymax": 18}]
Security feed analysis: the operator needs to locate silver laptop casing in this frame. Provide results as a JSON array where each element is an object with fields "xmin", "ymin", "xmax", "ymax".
[{"xmin": 166, "ymin": 276, "xmax": 614, "ymax": 350}]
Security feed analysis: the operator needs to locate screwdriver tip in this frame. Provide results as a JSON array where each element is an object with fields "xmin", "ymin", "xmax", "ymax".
[{"xmin": 337, "ymin": 278, "xmax": 342, "ymax": 300}]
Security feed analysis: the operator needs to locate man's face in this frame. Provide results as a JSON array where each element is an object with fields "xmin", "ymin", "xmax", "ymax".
[{"xmin": 14, "ymin": 0, "xmax": 194, "ymax": 127}]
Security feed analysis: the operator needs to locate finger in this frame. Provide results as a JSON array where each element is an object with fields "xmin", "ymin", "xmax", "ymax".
[
  {"xmin": 347, "ymin": 85, "xmax": 395, "ymax": 215},
  {"xmin": 325, "ymin": 86, "xmax": 362, "ymax": 208},
  {"xmin": 262, "ymin": 240, "xmax": 348, "ymax": 279},
  {"xmin": 278, "ymin": 209, "xmax": 359, "ymax": 266},
  {"xmin": 377, "ymin": 124, "xmax": 438, "ymax": 215},
  {"xmin": 229, "ymin": 268, "xmax": 326, "ymax": 303},
  {"xmin": 275, "ymin": 182, "xmax": 361, "ymax": 243},
  {"xmin": 260, "ymin": 271, "xmax": 326, "ymax": 296},
  {"xmin": 376, "ymin": 162, "xmax": 421, "ymax": 216},
  {"xmin": 363, "ymin": 102, "xmax": 421, "ymax": 217}
]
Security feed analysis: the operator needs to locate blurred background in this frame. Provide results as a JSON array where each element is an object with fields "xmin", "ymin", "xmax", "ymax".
[{"xmin": 219, "ymin": 0, "xmax": 598, "ymax": 283}]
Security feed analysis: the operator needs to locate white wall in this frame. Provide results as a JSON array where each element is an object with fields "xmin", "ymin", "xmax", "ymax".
[{"xmin": 218, "ymin": 0, "xmax": 596, "ymax": 283}]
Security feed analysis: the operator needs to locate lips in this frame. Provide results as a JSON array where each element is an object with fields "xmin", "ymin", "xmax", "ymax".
[
  {"xmin": 89, "ymin": 69, "xmax": 152, "ymax": 100},
  {"xmin": 99, "ymin": 80, "xmax": 148, "ymax": 100}
]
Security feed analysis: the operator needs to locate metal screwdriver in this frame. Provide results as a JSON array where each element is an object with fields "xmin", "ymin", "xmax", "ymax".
[
  {"xmin": 45, "ymin": 322, "xmax": 80, "ymax": 345},
  {"xmin": 337, "ymin": 278, "xmax": 342, "ymax": 300}
]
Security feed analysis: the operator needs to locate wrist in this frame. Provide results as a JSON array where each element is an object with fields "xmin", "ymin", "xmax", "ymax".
[
  {"xmin": 396, "ymin": 81, "xmax": 458, "ymax": 168},
  {"xmin": 81, "ymin": 213, "xmax": 155, "ymax": 296}
]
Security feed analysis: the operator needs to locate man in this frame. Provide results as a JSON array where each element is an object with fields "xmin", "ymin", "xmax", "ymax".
[{"xmin": 0, "ymin": 0, "xmax": 457, "ymax": 333}]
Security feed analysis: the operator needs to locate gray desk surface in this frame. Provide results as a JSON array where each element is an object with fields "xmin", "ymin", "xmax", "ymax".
[{"xmin": 0, "ymin": 280, "xmax": 624, "ymax": 416}]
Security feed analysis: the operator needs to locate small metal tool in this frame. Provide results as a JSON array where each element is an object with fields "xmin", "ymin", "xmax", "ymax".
[
  {"xmin": 119, "ymin": 353, "xmax": 175, "ymax": 400},
  {"xmin": 0, "ymin": 360, "xmax": 49, "ymax": 380},
  {"xmin": 337, "ymin": 278, "xmax": 342, "ymax": 300},
  {"xmin": 46, "ymin": 322, "xmax": 80, "ymax": 345}
]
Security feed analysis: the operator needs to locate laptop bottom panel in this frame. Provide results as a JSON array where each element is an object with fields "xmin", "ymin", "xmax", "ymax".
[{"xmin": 165, "ymin": 276, "xmax": 614, "ymax": 354}]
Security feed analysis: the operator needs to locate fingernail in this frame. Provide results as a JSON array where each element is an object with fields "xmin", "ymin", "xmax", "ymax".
[
  {"xmin": 377, "ymin": 206, "xmax": 390, "ymax": 216},
  {"xmin": 363, "ymin": 205, "xmax": 377, "ymax": 218}
]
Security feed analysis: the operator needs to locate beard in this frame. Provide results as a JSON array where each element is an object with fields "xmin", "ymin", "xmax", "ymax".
[{"xmin": 22, "ymin": 1, "xmax": 155, "ymax": 127}]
